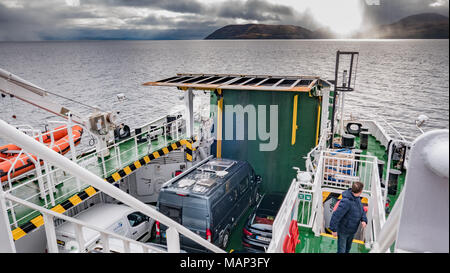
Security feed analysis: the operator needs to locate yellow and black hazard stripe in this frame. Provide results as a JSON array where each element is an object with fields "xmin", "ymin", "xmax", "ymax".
[
  {"xmin": 11, "ymin": 186, "xmax": 98, "ymax": 241},
  {"xmin": 11, "ymin": 138, "xmax": 196, "ymax": 241},
  {"xmin": 184, "ymin": 137, "xmax": 196, "ymax": 162},
  {"xmin": 322, "ymin": 191, "xmax": 368, "ymax": 204},
  {"xmin": 320, "ymin": 232, "xmax": 365, "ymax": 245},
  {"xmin": 104, "ymin": 138, "xmax": 195, "ymax": 183}
]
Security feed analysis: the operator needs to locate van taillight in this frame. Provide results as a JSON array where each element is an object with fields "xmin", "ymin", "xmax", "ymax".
[
  {"xmin": 243, "ymin": 228, "xmax": 253, "ymax": 236},
  {"xmin": 156, "ymin": 221, "xmax": 160, "ymax": 237},
  {"xmin": 206, "ymin": 228, "xmax": 212, "ymax": 242}
]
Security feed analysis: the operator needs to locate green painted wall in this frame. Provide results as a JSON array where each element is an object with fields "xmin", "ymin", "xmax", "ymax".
[{"xmin": 210, "ymin": 89, "xmax": 321, "ymax": 194}]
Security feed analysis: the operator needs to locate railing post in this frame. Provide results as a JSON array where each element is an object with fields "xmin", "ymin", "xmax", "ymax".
[
  {"xmin": 43, "ymin": 162, "xmax": 56, "ymax": 206},
  {"xmin": 67, "ymin": 116, "xmax": 82, "ymax": 192},
  {"xmin": 74, "ymin": 223, "xmax": 86, "ymax": 253},
  {"xmin": 43, "ymin": 213, "xmax": 59, "ymax": 253},
  {"xmin": 100, "ymin": 232, "xmax": 110, "ymax": 253},
  {"xmin": 184, "ymin": 88, "xmax": 194, "ymax": 139},
  {"xmin": 123, "ymin": 240, "xmax": 131, "ymax": 253},
  {"xmin": 166, "ymin": 227, "xmax": 181, "ymax": 253},
  {"xmin": 134, "ymin": 131, "xmax": 139, "ymax": 159},
  {"xmin": 0, "ymin": 188, "xmax": 16, "ymax": 252}
]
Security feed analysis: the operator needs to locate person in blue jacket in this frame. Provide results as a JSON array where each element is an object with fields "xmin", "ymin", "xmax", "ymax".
[{"xmin": 329, "ymin": 182, "xmax": 368, "ymax": 253}]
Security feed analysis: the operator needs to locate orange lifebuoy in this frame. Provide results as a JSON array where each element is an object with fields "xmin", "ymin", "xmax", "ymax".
[{"xmin": 0, "ymin": 125, "xmax": 83, "ymax": 182}]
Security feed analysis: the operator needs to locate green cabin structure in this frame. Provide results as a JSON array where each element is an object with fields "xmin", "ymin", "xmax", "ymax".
[{"xmin": 144, "ymin": 73, "xmax": 332, "ymax": 194}]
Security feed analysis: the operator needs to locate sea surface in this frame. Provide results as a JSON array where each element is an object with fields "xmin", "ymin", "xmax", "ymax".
[{"xmin": 0, "ymin": 39, "xmax": 448, "ymax": 143}]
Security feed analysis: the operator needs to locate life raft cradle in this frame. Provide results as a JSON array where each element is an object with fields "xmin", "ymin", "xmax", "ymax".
[{"xmin": 0, "ymin": 125, "xmax": 83, "ymax": 182}]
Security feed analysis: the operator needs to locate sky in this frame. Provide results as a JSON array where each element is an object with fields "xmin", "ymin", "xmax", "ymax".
[{"xmin": 0, "ymin": 0, "xmax": 448, "ymax": 40}]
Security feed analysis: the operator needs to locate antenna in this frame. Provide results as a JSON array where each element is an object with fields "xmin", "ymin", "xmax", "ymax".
[{"xmin": 329, "ymin": 50, "xmax": 359, "ymax": 148}]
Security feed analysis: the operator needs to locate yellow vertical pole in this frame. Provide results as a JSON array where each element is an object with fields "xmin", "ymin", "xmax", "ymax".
[
  {"xmin": 291, "ymin": 94, "xmax": 299, "ymax": 146},
  {"xmin": 216, "ymin": 89, "xmax": 223, "ymax": 158},
  {"xmin": 315, "ymin": 97, "xmax": 322, "ymax": 146}
]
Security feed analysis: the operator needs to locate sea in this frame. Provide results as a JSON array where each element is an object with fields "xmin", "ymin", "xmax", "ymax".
[{"xmin": 0, "ymin": 39, "xmax": 448, "ymax": 143}]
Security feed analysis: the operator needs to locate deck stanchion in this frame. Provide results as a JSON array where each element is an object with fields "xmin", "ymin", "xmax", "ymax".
[
  {"xmin": 100, "ymin": 232, "xmax": 110, "ymax": 253},
  {"xmin": 67, "ymin": 115, "xmax": 81, "ymax": 192},
  {"xmin": 43, "ymin": 162, "xmax": 56, "ymax": 206},
  {"xmin": 166, "ymin": 227, "xmax": 181, "ymax": 253},
  {"xmin": 184, "ymin": 88, "xmax": 194, "ymax": 139},
  {"xmin": 0, "ymin": 118, "xmax": 226, "ymax": 253},
  {"xmin": 74, "ymin": 223, "xmax": 86, "ymax": 253},
  {"xmin": 43, "ymin": 213, "xmax": 58, "ymax": 253},
  {"xmin": 0, "ymin": 185, "xmax": 16, "ymax": 252}
]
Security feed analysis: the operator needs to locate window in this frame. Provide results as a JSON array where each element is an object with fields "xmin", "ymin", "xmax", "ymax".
[
  {"xmin": 239, "ymin": 177, "xmax": 249, "ymax": 194},
  {"xmin": 160, "ymin": 205, "xmax": 182, "ymax": 224},
  {"xmin": 127, "ymin": 212, "xmax": 147, "ymax": 227}
]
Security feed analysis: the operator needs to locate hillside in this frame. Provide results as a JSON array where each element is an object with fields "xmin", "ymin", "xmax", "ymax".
[
  {"xmin": 204, "ymin": 24, "xmax": 315, "ymax": 39},
  {"xmin": 356, "ymin": 13, "xmax": 449, "ymax": 39},
  {"xmin": 205, "ymin": 13, "xmax": 449, "ymax": 39}
]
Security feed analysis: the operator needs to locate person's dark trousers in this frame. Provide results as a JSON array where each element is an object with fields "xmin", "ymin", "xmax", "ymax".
[{"xmin": 337, "ymin": 232, "xmax": 355, "ymax": 253}]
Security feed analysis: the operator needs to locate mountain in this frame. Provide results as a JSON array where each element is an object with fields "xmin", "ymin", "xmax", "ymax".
[
  {"xmin": 355, "ymin": 13, "xmax": 449, "ymax": 39},
  {"xmin": 205, "ymin": 13, "xmax": 449, "ymax": 39},
  {"xmin": 204, "ymin": 24, "xmax": 315, "ymax": 39}
]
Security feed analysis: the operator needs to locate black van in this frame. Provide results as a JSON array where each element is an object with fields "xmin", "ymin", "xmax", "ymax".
[{"xmin": 156, "ymin": 158, "xmax": 261, "ymax": 251}]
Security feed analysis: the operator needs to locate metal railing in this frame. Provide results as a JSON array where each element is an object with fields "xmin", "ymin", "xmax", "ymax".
[
  {"xmin": 365, "ymin": 159, "xmax": 386, "ymax": 249},
  {"xmin": 0, "ymin": 118, "xmax": 225, "ymax": 253},
  {"xmin": 4, "ymin": 193, "xmax": 168, "ymax": 253},
  {"xmin": 321, "ymin": 150, "xmax": 376, "ymax": 193},
  {"xmin": 267, "ymin": 178, "xmax": 301, "ymax": 253},
  {"xmin": 305, "ymin": 129, "xmax": 329, "ymax": 173},
  {"xmin": 268, "ymin": 149, "xmax": 386, "ymax": 252},
  {"xmin": 2, "ymin": 111, "xmax": 187, "ymax": 229}
]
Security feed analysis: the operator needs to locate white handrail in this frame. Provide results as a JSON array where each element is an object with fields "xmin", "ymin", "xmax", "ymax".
[
  {"xmin": 0, "ymin": 118, "xmax": 225, "ymax": 253},
  {"xmin": 2, "ymin": 114, "xmax": 189, "ymax": 228},
  {"xmin": 4, "ymin": 193, "xmax": 166, "ymax": 253}
]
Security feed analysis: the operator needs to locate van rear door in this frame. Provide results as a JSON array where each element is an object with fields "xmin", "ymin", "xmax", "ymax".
[{"xmin": 179, "ymin": 197, "xmax": 208, "ymax": 249}]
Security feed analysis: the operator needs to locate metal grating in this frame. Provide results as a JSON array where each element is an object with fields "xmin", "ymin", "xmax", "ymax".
[{"xmin": 144, "ymin": 73, "xmax": 329, "ymax": 92}]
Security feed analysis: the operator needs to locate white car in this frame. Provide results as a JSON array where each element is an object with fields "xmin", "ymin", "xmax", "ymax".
[
  {"xmin": 55, "ymin": 203, "xmax": 155, "ymax": 253},
  {"xmin": 89, "ymin": 238, "xmax": 187, "ymax": 253}
]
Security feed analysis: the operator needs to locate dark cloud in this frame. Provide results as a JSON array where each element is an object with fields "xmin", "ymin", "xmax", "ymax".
[
  {"xmin": 214, "ymin": 0, "xmax": 294, "ymax": 21},
  {"xmin": 361, "ymin": 0, "xmax": 449, "ymax": 28},
  {"xmin": 0, "ymin": 0, "xmax": 448, "ymax": 41},
  {"xmin": 81, "ymin": 0, "xmax": 206, "ymax": 14}
]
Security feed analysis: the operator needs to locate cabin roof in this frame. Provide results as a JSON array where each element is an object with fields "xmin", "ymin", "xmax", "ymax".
[{"xmin": 143, "ymin": 73, "xmax": 331, "ymax": 92}]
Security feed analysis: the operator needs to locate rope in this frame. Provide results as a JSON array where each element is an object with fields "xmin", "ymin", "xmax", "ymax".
[{"xmin": 44, "ymin": 90, "xmax": 104, "ymax": 112}]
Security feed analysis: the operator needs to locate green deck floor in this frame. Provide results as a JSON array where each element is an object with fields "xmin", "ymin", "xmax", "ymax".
[{"xmin": 296, "ymin": 227, "xmax": 369, "ymax": 253}]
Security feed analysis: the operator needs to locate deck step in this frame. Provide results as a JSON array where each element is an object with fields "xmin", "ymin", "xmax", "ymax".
[{"xmin": 320, "ymin": 232, "xmax": 365, "ymax": 245}]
